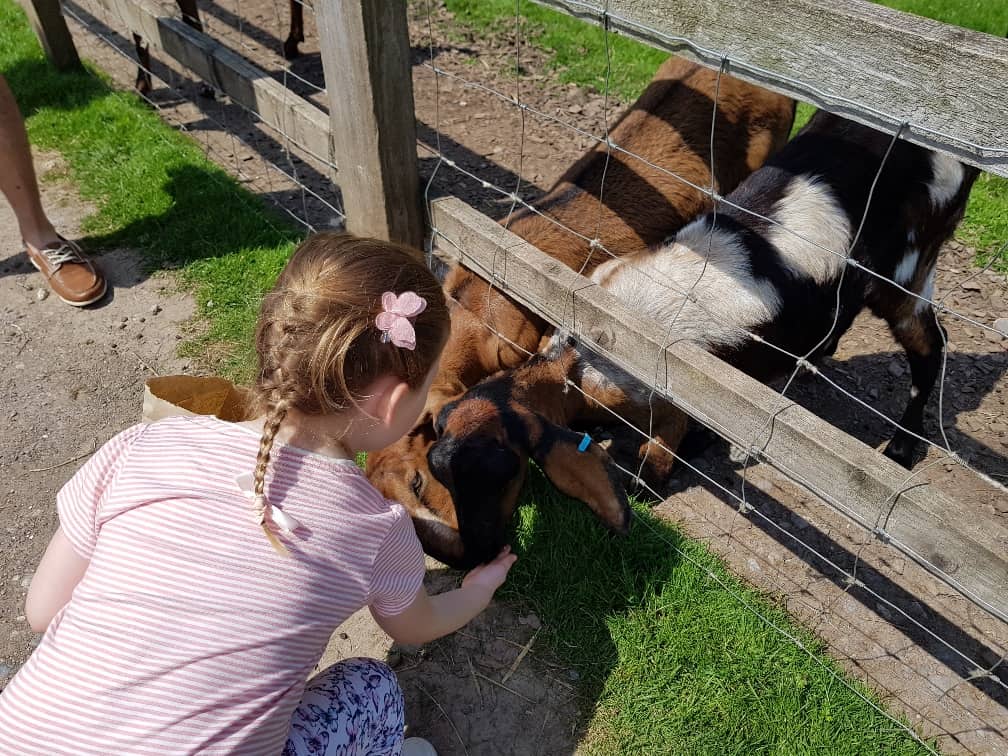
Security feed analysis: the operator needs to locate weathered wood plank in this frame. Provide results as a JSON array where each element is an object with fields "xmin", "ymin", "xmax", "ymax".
[
  {"xmin": 89, "ymin": 0, "xmax": 333, "ymax": 166},
  {"xmin": 431, "ymin": 195, "xmax": 1008, "ymax": 624},
  {"xmin": 314, "ymin": 0, "xmax": 423, "ymax": 249},
  {"xmin": 18, "ymin": 0, "xmax": 81, "ymax": 70},
  {"xmin": 533, "ymin": 0, "xmax": 1008, "ymax": 178}
]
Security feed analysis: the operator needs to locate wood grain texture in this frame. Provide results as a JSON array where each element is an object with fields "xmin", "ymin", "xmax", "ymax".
[
  {"xmin": 534, "ymin": 0, "xmax": 1008, "ymax": 177},
  {"xmin": 314, "ymin": 0, "xmax": 423, "ymax": 249},
  {"xmin": 18, "ymin": 0, "xmax": 81, "ymax": 70},
  {"xmin": 431, "ymin": 195, "xmax": 1008, "ymax": 624},
  {"xmin": 90, "ymin": 0, "xmax": 333, "ymax": 166}
]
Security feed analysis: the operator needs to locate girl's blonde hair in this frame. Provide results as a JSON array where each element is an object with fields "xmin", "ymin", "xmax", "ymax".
[{"xmin": 248, "ymin": 232, "xmax": 449, "ymax": 551}]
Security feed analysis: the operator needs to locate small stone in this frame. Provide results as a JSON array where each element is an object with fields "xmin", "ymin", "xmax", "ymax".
[
  {"xmin": 993, "ymin": 318, "xmax": 1008, "ymax": 337},
  {"xmin": 84, "ymin": 338, "xmax": 94, "ymax": 345},
  {"xmin": 20, "ymin": 574, "xmax": 32, "ymax": 589},
  {"xmin": 134, "ymin": 333, "xmax": 143, "ymax": 340},
  {"xmin": 0, "ymin": 664, "xmax": 10, "ymax": 679},
  {"xmin": 121, "ymin": 316, "xmax": 128, "ymax": 323},
  {"xmin": 567, "ymin": 670, "xmax": 580, "ymax": 681},
  {"xmin": 117, "ymin": 322, "xmax": 127, "ymax": 330},
  {"xmin": 35, "ymin": 288, "xmax": 48, "ymax": 301},
  {"xmin": 138, "ymin": 317, "xmax": 145, "ymax": 323},
  {"xmin": 961, "ymin": 281, "xmax": 981, "ymax": 292},
  {"xmin": 151, "ymin": 304, "xmax": 162, "ymax": 315},
  {"xmin": 887, "ymin": 360, "xmax": 904, "ymax": 378},
  {"xmin": 338, "ymin": 632, "xmax": 349, "ymax": 640},
  {"xmin": 205, "ymin": 300, "xmax": 215, "ymax": 309},
  {"xmin": 746, "ymin": 557, "xmax": 761, "ymax": 573},
  {"xmin": 517, "ymin": 614, "xmax": 541, "ymax": 629}
]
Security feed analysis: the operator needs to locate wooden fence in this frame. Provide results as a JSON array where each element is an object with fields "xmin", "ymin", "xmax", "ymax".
[{"xmin": 20, "ymin": 0, "xmax": 1008, "ymax": 624}]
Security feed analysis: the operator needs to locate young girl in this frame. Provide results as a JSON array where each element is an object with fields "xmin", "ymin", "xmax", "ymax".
[{"xmin": 0, "ymin": 233, "xmax": 517, "ymax": 755}]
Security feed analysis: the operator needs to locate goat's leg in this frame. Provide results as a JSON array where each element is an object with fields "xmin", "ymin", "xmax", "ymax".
[
  {"xmin": 133, "ymin": 33, "xmax": 153, "ymax": 96},
  {"xmin": 882, "ymin": 310, "xmax": 945, "ymax": 468},
  {"xmin": 174, "ymin": 0, "xmax": 216, "ymax": 99},
  {"xmin": 133, "ymin": 1, "xmax": 212, "ymax": 99},
  {"xmin": 284, "ymin": 0, "xmax": 305, "ymax": 60},
  {"xmin": 176, "ymin": 0, "xmax": 202, "ymax": 32}
]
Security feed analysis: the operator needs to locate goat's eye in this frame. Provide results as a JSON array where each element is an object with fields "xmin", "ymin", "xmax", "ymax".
[{"xmin": 410, "ymin": 471, "xmax": 424, "ymax": 498}]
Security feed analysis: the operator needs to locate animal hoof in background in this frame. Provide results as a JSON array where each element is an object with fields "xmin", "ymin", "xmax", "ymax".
[
  {"xmin": 134, "ymin": 71, "xmax": 153, "ymax": 98},
  {"xmin": 197, "ymin": 83, "xmax": 217, "ymax": 100},
  {"xmin": 882, "ymin": 434, "xmax": 919, "ymax": 470},
  {"xmin": 283, "ymin": 34, "xmax": 304, "ymax": 60}
]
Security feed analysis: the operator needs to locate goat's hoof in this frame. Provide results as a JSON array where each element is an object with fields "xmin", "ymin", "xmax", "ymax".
[
  {"xmin": 882, "ymin": 435, "xmax": 918, "ymax": 470},
  {"xmin": 196, "ymin": 83, "xmax": 216, "ymax": 100},
  {"xmin": 134, "ymin": 74, "xmax": 152, "ymax": 98},
  {"xmin": 283, "ymin": 40, "xmax": 302, "ymax": 60}
]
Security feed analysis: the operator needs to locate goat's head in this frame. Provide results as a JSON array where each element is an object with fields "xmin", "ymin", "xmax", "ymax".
[
  {"xmin": 425, "ymin": 350, "xmax": 632, "ymax": 566},
  {"xmin": 365, "ymin": 416, "xmax": 471, "ymax": 567}
]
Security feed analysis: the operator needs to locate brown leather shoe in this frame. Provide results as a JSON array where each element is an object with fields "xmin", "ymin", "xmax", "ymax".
[{"xmin": 25, "ymin": 237, "xmax": 107, "ymax": 307}]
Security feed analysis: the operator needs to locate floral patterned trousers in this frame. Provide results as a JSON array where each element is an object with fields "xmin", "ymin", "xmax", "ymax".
[{"xmin": 284, "ymin": 657, "xmax": 405, "ymax": 756}]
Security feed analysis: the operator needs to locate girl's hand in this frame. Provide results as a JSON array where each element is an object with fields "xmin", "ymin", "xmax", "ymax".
[
  {"xmin": 371, "ymin": 546, "xmax": 517, "ymax": 646},
  {"xmin": 462, "ymin": 545, "xmax": 517, "ymax": 595}
]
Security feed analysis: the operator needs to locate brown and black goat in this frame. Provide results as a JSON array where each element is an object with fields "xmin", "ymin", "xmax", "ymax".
[
  {"xmin": 133, "ymin": 0, "xmax": 306, "ymax": 97},
  {"xmin": 425, "ymin": 109, "xmax": 979, "ymax": 568},
  {"xmin": 365, "ymin": 56, "xmax": 796, "ymax": 568}
]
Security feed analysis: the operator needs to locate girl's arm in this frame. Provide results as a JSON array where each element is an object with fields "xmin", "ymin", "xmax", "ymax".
[
  {"xmin": 25, "ymin": 527, "xmax": 90, "ymax": 632},
  {"xmin": 371, "ymin": 546, "xmax": 516, "ymax": 646}
]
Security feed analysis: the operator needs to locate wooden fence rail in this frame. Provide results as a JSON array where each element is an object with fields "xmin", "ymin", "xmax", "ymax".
[{"xmin": 534, "ymin": 0, "xmax": 1008, "ymax": 177}]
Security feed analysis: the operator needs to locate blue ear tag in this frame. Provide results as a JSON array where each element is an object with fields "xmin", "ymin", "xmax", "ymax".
[{"xmin": 577, "ymin": 433, "xmax": 592, "ymax": 453}]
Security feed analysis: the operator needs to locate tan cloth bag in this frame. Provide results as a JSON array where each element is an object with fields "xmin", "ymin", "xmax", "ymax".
[{"xmin": 142, "ymin": 375, "xmax": 252, "ymax": 423}]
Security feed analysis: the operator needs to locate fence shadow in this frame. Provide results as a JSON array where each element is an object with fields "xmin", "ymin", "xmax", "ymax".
[
  {"xmin": 670, "ymin": 438, "xmax": 1008, "ymax": 707},
  {"xmin": 793, "ymin": 349, "xmax": 1008, "ymax": 480}
]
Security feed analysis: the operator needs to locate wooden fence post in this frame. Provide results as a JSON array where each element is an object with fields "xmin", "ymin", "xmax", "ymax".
[
  {"xmin": 18, "ymin": 0, "xmax": 81, "ymax": 70},
  {"xmin": 315, "ymin": 0, "xmax": 424, "ymax": 251}
]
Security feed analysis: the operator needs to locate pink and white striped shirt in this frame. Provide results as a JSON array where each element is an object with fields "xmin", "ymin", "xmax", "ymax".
[{"xmin": 0, "ymin": 415, "xmax": 425, "ymax": 755}]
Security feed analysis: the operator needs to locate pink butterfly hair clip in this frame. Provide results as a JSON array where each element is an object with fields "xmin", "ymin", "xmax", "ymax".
[{"xmin": 375, "ymin": 291, "xmax": 427, "ymax": 350}]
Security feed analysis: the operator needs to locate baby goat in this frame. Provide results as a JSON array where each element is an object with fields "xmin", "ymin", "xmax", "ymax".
[
  {"xmin": 426, "ymin": 109, "xmax": 979, "ymax": 567},
  {"xmin": 366, "ymin": 57, "xmax": 795, "ymax": 568}
]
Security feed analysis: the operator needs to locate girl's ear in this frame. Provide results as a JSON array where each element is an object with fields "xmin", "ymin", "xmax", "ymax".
[{"xmin": 359, "ymin": 374, "xmax": 412, "ymax": 429}]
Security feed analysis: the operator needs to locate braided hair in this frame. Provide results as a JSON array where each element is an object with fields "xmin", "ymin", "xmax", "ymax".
[{"xmin": 247, "ymin": 232, "xmax": 449, "ymax": 552}]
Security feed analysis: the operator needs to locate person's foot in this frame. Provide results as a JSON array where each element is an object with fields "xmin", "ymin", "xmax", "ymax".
[
  {"xmin": 24, "ymin": 237, "xmax": 107, "ymax": 306},
  {"xmin": 402, "ymin": 737, "xmax": 438, "ymax": 756}
]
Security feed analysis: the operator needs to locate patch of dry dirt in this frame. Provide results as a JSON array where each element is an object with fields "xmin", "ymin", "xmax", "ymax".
[{"xmin": 26, "ymin": 0, "xmax": 1008, "ymax": 752}]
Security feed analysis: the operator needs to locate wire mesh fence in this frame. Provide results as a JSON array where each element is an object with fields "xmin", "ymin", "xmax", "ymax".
[
  {"xmin": 51, "ymin": 0, "xmax": 1008, "ymax": 750},
  {"xmin": 413, "ymin": 1, "xmax": 1008, "ymax": 752}
]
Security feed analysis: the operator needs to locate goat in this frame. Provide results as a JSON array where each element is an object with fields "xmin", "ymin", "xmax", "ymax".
[
  {"xmin": 365, "ymin": 56, "xmax": 795, "ymax": 568},
  {"xmin": 425, "ymin": 109, "xmax": 979, "ymax": 568},
  {"xmin": 133, "ymin": 1, "xmax": 306, "ymax": 97}
]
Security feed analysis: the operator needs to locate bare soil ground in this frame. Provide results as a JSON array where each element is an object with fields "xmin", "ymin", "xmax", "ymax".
[{"xmin": 5, "ymin": 0, "xmax": 1006, "ymax": 753}]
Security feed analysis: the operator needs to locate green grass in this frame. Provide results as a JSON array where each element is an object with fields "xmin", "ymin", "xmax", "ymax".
[
  {"xmin": 874, "ymin": 0, "xmax": 1008, "ymax": 37},
  {"xmin": 441, "ymin": 0, "xmax": 1008, "ymax": 269},
  {"xmin": 0, "ymin": 3, "xmax": 938, "ymax": 752},
  {"xmin": 504, "ymin": 473, "xmax": 931, "ymax": 754},
  {"xmin": 0, "ymin": 0, "xmax": 301, "ymax": 377}
]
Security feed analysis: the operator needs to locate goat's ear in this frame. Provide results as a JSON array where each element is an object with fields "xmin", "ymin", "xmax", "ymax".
[
  {"xmin": 528, "ymin": 416, "xmax": 631, "ymax": 534},
  {"xmin": 425, "ymin": 375, "xmax": 466, "ymax": 423}
]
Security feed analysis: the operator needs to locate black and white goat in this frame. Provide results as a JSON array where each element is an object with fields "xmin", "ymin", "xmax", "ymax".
[
  {"xmin": 592, "ymin": 109, "xmax": 978, "ymax": 467},
  {"xmin": 426, "ymin": 109, "xmax": 979, "ymax": 566}
]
